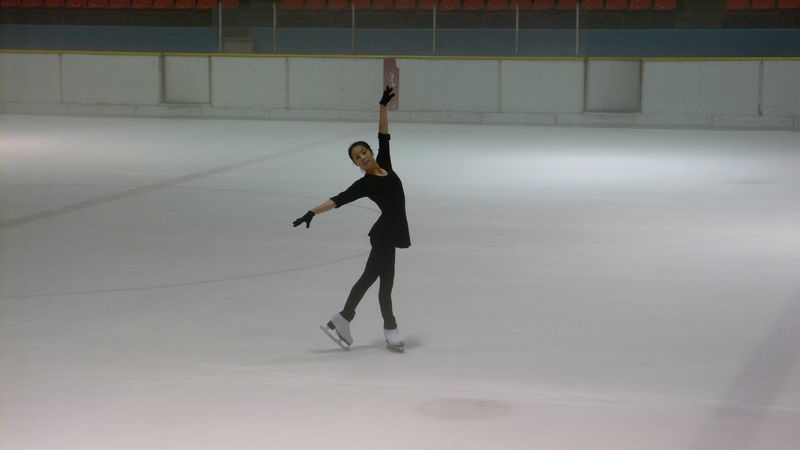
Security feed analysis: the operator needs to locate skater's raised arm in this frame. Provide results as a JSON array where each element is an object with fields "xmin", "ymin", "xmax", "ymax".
[{"xmin": 379, "ymin": 86, "xmax": 394, "ymax": 135}]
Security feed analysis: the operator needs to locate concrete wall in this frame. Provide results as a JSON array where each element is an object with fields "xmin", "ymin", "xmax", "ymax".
[{"xmin": 1, "ymin": 52, "xmax": 798, "ymax": 130}]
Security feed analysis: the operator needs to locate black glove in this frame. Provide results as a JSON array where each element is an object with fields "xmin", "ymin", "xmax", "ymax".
[
  {"xmin": 379, "ymin": 86, "xmax": 395, "ymax": 106},
  {"xmin": 293, "ymin": 211, "xmax": 315, "ymax": 228}
]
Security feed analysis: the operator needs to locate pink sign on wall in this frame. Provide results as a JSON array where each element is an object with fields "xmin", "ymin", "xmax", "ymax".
[{"xmin": 383, "ymin": 58, "xmax": 399, "ymax": 111}]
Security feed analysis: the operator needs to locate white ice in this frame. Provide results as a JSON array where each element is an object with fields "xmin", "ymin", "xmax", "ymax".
[{"xmin": 2, "ymin": 114, "xmax": 799, "ymax": 449}]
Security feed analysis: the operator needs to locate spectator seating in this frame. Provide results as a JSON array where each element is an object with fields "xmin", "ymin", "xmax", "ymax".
[
  {"xmin": 654, "ymin": 0, "xmax": 676, "ymax": 9},
  {"xmin": 605, "ymin": 0, "xmax": 628, "ymax": 9},
  {"xmin": 531, "ymin": 0, "xmax": 554, "ymax": 9},
  {"xmin": 751, "ymin": 0, "xmax": 776, "ymax": 8},
  {"xmin": 304, "ymin": 0, "xmax": 326, "ymax": 9},
  {"xmin": 0, "ymin": 0, "xmax": 685, "ymax": 10},
  {"xmin": 556, "ymin": 0, "xmax": 576, "ymax": 9},
  {"xmin": 726, "ymin": 0, "xmax": 750, "ymax": 8},
  {"xmin": 463, "ymin": 0, "xmax": 484, "ymax": 10},
  {"xmin": 395, "ymin": 0, "xmax": 416, "ymax": 9}
]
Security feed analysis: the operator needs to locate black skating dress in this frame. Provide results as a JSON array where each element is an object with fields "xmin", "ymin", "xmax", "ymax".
[{"xmin": 330, "ymin": 133, "xmax": 411, "ymax": 249}]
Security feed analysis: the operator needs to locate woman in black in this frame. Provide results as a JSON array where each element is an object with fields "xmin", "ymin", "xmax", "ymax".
[{"xmin": 293, "ymin": 86, "xmax": 409, "ymax": 351}]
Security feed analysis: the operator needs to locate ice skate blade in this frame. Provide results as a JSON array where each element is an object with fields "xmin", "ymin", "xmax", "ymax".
[
  {"xmin": 320, "ymin": 325, "xmax": 350, "ymax": 350},
  {"xmin": 386, "ymin": 342, "xmax": 405, "ymax": 353}
]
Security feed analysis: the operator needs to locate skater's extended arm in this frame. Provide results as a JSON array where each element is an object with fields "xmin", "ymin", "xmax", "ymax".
[
  {"xmin": 311, "ymin": 199, "xmax": 336, "ymax": 215},
  {"xmin": 292, "ymin": 200, "xmax": 336, "ymax": 229}
]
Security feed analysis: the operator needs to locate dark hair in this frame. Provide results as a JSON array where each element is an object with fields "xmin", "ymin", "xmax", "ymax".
[{"xmin": 348, "ymin": 141, "xmax": 372, "ymax": 161}]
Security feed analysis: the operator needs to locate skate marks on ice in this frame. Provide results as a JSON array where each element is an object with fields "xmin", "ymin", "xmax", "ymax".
[
  {"xmin": 691, "ymin": 291, "xmax": 800, "ymax": 450},
  {"xmin": 4, "ymin": 251, "xmax": 370, "ymax": 299},
  {"xmin": 0, "ymin": 127, "xmax": 371, "ymax": 230},
  {"xmin": 417, "ymin": 398, "xmax": 511, "ymax": 420}
]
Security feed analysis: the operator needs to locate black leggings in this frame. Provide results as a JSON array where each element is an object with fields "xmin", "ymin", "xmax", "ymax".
[{"xmin": 340, "ymin": 237, "xmax": 397, "ymax": 330}]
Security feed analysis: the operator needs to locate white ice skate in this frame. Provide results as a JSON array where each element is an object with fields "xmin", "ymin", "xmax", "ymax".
[
  {"xmin": 384, "ymin": 328, "xmax": 405, "ymax": 352},
  {"xmin": 320, "ymin": 313, "xmax": 353, "ymax": 350}
]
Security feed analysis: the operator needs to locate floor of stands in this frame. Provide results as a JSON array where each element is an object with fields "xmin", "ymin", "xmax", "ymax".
[{"xmin": 2, "ymin": 114, "xmax": 799, "ymax": 449}]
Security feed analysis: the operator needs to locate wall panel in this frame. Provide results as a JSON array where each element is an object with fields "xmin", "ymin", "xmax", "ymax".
[
  {"xmin": 501, "ymin": 60, "xmax": 584, "ymax": 113},
  {"xmin": 288, "ymin": 58, "xmax": 379, "ymax": 110},
  {"xmin": 0, "ymin": 53, "xmax": 61, "ymax": 103},
  {"xmin": 399, "ymin": 59, "xmax": 498, "ymax": 113},
  {"xmin": 62, "ymin": 54, "xmax": 160, "ymax": 105},
  {"xmin": 165, "ymin": 56, "xmax": 210, "ymax": 104},
  {"xmin": 642, "ymin": 61, "xmax": 760, "ymax": 115},
  {"xmin": 210, "ymin": 56, "xmax": 286, "ymax": 109},
  {"xmin": 761, "ymin": 61, "xmax": 800, "ymax": 117}
]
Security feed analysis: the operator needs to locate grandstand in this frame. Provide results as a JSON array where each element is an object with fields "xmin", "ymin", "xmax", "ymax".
[{"xmin": 1, "ymin": 0, "xmax": 798, "ymax": 28}]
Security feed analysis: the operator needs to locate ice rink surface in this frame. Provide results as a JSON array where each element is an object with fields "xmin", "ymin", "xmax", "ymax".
[{"xmin": 2, "ymin": 114, "xmax": 799, "ymax": 449}]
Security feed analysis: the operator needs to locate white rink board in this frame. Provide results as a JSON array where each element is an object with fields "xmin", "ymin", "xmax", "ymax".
[
  {"xmin": 210, "ymin": 56, "xmax": 286, "ymax": 108},
  {"xmin": 0, "ymin": 53, "xmax": 61, "ymax": 104},
  {"xmin": 1, "ymin": 52, "xmax": 798, "ymax": 129},
  {"xmin": 642, "ymin": 61, "xmax": 760, "ymax": 115},
  {"xmin": 500, "ymin": 60, "xmax": 584, "ymax": 113},
  {"xmin": 288, "ymin": 58, "xmax": 380, "ymax": 111},
  {"xmin": 398, "ymin": 59, "xmax": 499, "ymax": 112},
  {"xmin": 62, "ymin": 54, "xmax": 160, "ymax": 105},
  {"xmin": 761, "ymin": 61, "xmax": 800, "ymax": 117},
  {"xmin": 164, "ymin": 55, "xmax": 210, "ymax": 104},
  {"xmin": 586, "ymin": 59, "xmax": 641, "ymax": 113}
]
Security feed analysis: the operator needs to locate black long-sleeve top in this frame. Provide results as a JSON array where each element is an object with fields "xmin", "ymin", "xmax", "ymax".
[{"xmin": 330, "ymin": 133, "xmax": 411, "ymax": 249}]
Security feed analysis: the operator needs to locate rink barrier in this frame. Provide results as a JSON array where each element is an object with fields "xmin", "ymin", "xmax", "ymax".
[{"xmin": 1, "ymin": 51, "xmax": 799, "ymax": 130}]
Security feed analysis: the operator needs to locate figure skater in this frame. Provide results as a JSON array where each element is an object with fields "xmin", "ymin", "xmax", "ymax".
[{"xmin": 293, "ymin": 86, "xmax": 409, "ymax": 352}]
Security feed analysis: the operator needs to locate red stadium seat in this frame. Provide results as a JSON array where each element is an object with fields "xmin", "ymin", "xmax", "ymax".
[
  {"xmin": 352, "ymin": 0, "xmax": 370, "ymax": 8},
  {"xmin": 130, "ymin": 0, "xmax": 151, "ymax": 7},
  {"xmin": 174, "ymin": 0, "xmax": 194, "ymax": 7},
  {"xmin": 327, "ymin": 0, "xmax": 348, "ymax": 9},
  {"xmin": 21, "ymin": 0, "xmax": 44, "ymax": 7},
  {"xmin": 1, "ymin": 0, "xmax": 22, "ymax": 6},
  {"xmin": 304, "ymin": 0, "xmax": 325, "ymax": 7},
  {"xmin": 532, "ymin": 0, "xmax": 554, "ymax": 9},
  {"xmin": 725, "ymin": 0, "xmax": 750, "ymax": 9},
  {"xmin": 45, "ymin": 0, "xmax": 65, "ymax": 6},
  {"xmin": 88, "ymin": 0, "xmax": 109, "ymax": 6},
  {"xmin": 512, "ymin": 0, "xmax": 531, "ymax": 8},
  {"xmin": 486, "ymin": 0, "xmax": 508, "ymax": 9},
  {"xmin": 439, "ymin": 0, "xmax": 460, "ymax": 9},
  {"xmin": 463, "ymin": 0, "xmax": 483, "ymax": 9},
  {"xmin": 630, "ymin": 0, "xmax": 652, "ymax": 9},
  {"xmin": 195, "ymin": 0, "xmax": 238, "ymax": 7},
  {"xmin": 778, "ymin": 0, "xmax": 800, "ymax": 7},
  {"xmin": 152, "ymin": 0, "xmax": 172, "ymax": 6},
  {"xmin": 583, "ymin": 0, "xmax": 603, "ymax": 9},
  {"xmin": 282, "ymin": 0, "xmax": 304, "ymax": 8},
  {"xmin": 605, "ymin": 0, "xmax": 628, "ymax": 9},
  {"xmin": 394, "ymin": 0, "xmax": 415, "ymax": 8},
  {"xmin": 654, "ymin": 0, "xmax": 676, "ymax": 9},
  {"xmin": 751, "ymin": 0, "xmax": 775, "ymax": 8},
  {"xmin": 65, "ymin": 0, "xmax": 87, "ymax": 7},
  {"xmin": 370, "ymin": 0, "xmax": 392, "ymax": 8},
  {"xmin": 556, "ymin": 0, "xmax": 576, "ymax": 9},
  {"xmin": 418, "ymin": 0, "xmax": 437, "ymax": 8}
]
